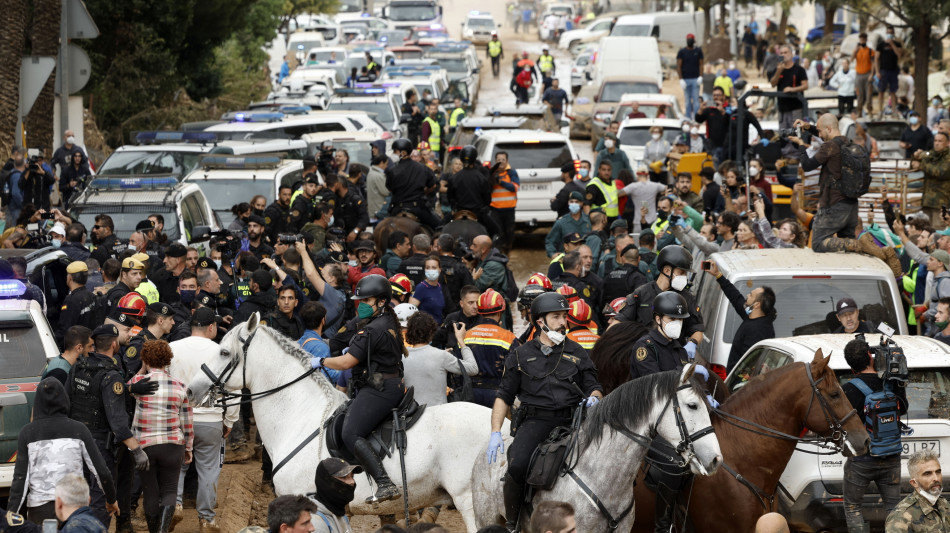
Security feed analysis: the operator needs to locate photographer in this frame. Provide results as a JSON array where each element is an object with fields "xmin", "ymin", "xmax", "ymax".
[
  {"xmin": 60, "ymin": 150, "xmax": 90, "ymax": 209},
  {"xmin": 841, "ymin": 337, "xmax": 907, "ymax": 533},
  {"xmin": 18, "ymin": 156, "xmax": 56, "ymax": 212}
]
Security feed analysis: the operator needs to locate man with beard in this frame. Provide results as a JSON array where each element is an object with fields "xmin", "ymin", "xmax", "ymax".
[
  {"xmin": 245, "ymin": 215, "xmax": 274, "ymax": 260},
  {"xmin": 90, "ymin": 215, "xmax": 122, "ymax": 265},
  {"xmin": 105, "ymin": 258, "xmax": 145, "ymax": 308},
  {"xmin": 308, "ymin": 458, "xmax": 361, "ymax": 533},
  {"xmin": 885, "ymin": 450, "xmax": 948, "ymax": 533},
  {"xmin": 264, "ymin": 185, "xmax": 293, "ymax": 244}
]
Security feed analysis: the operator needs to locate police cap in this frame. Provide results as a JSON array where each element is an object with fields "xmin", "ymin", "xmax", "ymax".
[
  {"xmin": 92, "ymin": 323, "xmax": 120, "ymax": 339},
  {"xmin": 304, "ymin": 173, "xmax": 321, "ymax": 185},
  {"xmin": 247, "ymin": 214, "xmax": 266, "ymax": 226},
  {"xmin": 610, "ymin": 218, "xmax": 629, "ymax": 232},
  {"xmin": 568, "ymin": 191, "xmax": 584, "ymax": 202},
  {"xmin": 148, "ymin": 302, "xmax": 174, "ymax": 317},
  {"xmin": 191, "ymin": 307, "xmax": 217, "ymax": 327},
  {"xmin": 121, "ymin": 257, "xmax": 145, "ymax": 271},
  {"xmin": 66, "ymin": 261, "xmax": 88, "ymax": 274},
  {"xmin": 107, "ymin": 308, "xmax": 135, "ymax": 326},
  {"xmin": 196, "ymin": 257, "xmax": 216, "ymax": 270},
  {"xmin": 135, "ymin": 220, "xmax": 155, "ymax": 232},
  {"xmin": 563, "ymin": 232, "xmax": 585, "ymax": 245},
  {"xmin": 165, "ymin": 242, "xmax": 187, "ymax": 258}
]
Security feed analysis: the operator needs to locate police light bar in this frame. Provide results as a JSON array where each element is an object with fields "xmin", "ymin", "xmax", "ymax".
[
  {"xmin": 334, "ymin": 87, "xmax": 388, "ymax": 96},
  {"xmin": 89, "ymin": 176, "xmax": 180, "ymax": 190},
  {"xmin": 135, "ymin": 131, "xmax": 217, "ymax": 145},
  {"xmin": 199, "ymin": 155, "xmax": 283, "ymax": 170},
  {"xmin": 0, "ymin": 280, "xmax": 27, "ymax": 297},
  {"xmin": 230, "ymin": 112, "xmax": 285, "ymax": 123},
  {"xmin": 278, "ymin": 105, "xmax": 312, "ymax": 115},
  {"xmin": 353, "ymin": 45, "xmax": 385, "ymax": 52}
]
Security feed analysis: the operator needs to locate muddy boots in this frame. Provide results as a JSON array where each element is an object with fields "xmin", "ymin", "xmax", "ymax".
[
  {"xmin": 115, "ymin": 515, "xmax": 134, "ymax": 533},
  {"xmin": 503, "ymin": 474, "xmax": 524, "ymax": 532},
  {"xmin": 352, "ymin": 437, "xmax": 401, "ymax": 503}
]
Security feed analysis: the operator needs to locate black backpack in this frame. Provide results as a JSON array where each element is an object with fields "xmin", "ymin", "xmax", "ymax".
[{"xmin": 832, "ymin": 138, "xmax": 872, "ymax": 199}]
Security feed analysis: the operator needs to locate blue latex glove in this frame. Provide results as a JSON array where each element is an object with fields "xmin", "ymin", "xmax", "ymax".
[
  {"xmin": 585, "ymin": 396, "xmax": 600, "ymax": 408},
  {"xmin": 705, "ymin": 394, "xmax": 720, "ymax": 409},
  {"xmin": 692, "ymin": 363, "xmax": 709, "ymax": 381},
  {"xmin": 487, "ymin": 432, "xmax": 504, "ymax": 464},
  {"xmin": 760, "ymin": 138, "xmax": 770, "ymax": 147},
  {"xmin": 675, "ymin": 217, "xmax": 690, "ymax": 229},
  {"xmin": 684, "ymin": 341, "xmax": 697, "ymax": 360},
  {"xmin": 310, "ymin": 357, "xmax": 324, "ymax": 369}
]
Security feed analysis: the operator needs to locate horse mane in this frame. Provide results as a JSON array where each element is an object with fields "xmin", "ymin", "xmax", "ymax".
[
  {"xmin": 583, "ymin": 370, "xmax": 704, "ymax": 446},
  {"xmin": 589, "ymin": 321, "xmax": 650, "ymax": 395},
  {"xmin": 251, "ymin": 324, "xmax": 342, "ymax": 400}
]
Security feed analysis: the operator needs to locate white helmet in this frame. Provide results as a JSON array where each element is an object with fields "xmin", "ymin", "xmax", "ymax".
[{"xmin": 394, "ymin": 303, "xmax": 419, "ymax": 328}]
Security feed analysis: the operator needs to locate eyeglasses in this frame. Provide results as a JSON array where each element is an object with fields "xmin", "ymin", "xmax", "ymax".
[{"xmin": 92, "ymin": 225, "xmax": 100, "ymax": 229}]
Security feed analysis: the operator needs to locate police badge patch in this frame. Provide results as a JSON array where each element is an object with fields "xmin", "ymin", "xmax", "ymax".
[
  {"xmin": 636, "ymin": 347, "xmax": 648, "ymax": 361},
  {"xmin": 126, "ymin": 347, "xmax": 137, "ymax": 358},
  {"xmin": 5, "ymin": 511, "xmax": 23, "ymax": 526},
  {"xmin": 113, "ymin": 382, "xmax": 124, "ymax": 395}
]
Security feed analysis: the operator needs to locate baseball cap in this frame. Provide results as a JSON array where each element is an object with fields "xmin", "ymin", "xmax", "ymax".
[
  {"xmin": 605, "ymin": 132, "xmax": 618, "ymax": 141},
  {"xmin": 563, "ymin": 232, "xmax": 585, "ymax": 245},
  {"xmin": 148, "ymin": 302, "xmax": 174, "ymax": 317},
  {"xmin": 196, "ymin": 257, "xmax": 216, "ymax": 270},
  {"xmin": 248, "ymin": 214, "xmax": 266, "ymax": 226},
  {"xmin": 107, "ymin": 308, "xmax": 135, "ymax": 326},
  {"xmin": 352, "ymin": 240, "xmax": 375, "ymax": 252},
  {"xmin": 319, "ymin": 457, "xmax": 363, "ymax": 477},
  {"xmin": 687, "ymin": 33, "xmax": 695, "ymax": 39},
  {"xmin": 568, "ymin": 191, "xmax": 584, "ymax": 202},
  {"xmin": 933, "ymin": 250, "xmax": 950, "ymax": 271},
  {"xmin": 610, "ymin": 219, "xmax": 629, "ymax": 232},
  {"xmin": 936, "ymin": 228, "xmax": 950, "ymax": 237},
  {"xmin": 50, "ymin": 223, "xmax": 66, "ymax": 236},
  {"xmin": 121, "ymin": 257, "xmax": 145, "ymax": 271},
  {"xmin": 191, "ymin": 307, "xmax": 217, "ymax": 327},
  {"xmin": 66, "ymin": 261, "xmax": 88, "ymax": 274},
  {"xmin": 92, "ymin": 324, "xmax": 119, "ymax": 339},
  {"xmin": 135, "ymin": 220, "xmax": 154, "ymax": 232},
  {"xmin": 304, "ymin": 173, "xmax": 321, "ymax": 185},
  {"xmin": 165, "ymin": 242, "xmax": 187, "ymax": 258},
  {"xmin": 835, "ymin": 298, "xmax": 858, "ymax": 315}
]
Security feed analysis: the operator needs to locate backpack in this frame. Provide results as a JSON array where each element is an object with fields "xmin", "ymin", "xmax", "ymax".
[
  {"xmin": 503, "ymin": 265, "xmax": 519, "ymax": 303},
  {"xmin": 832, "ymin": 138, "xmax": 872, "ymax": 199},
  {"xmin": 851, "ymin": 379, "xmax": 902, "ymax": 457}
]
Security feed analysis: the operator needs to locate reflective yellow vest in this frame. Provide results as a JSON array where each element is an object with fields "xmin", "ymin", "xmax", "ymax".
[
  {"xmin": 488, "ymin": 40, "xmax": 502, "ymax": 57},
  {"xmin": 588, "ymin": 178, "xmax": 619, "ymax": 217},
  {"xmin": 137, "ymin": 279, "xmax": 159, "ymax": 304},
  {"xmin": 539, "ymin": 54, "xmax": 554, "ymax": 73},
  {"xmin": 423, "ymin": 116, "xmax": 441, "ymax": 151},
  {"xmin": 450, "ymin": 107, "xmax": 466, "ymax": 127}
]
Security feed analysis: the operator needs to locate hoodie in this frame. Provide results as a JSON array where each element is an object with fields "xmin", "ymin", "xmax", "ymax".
[
  {"xmin": 9, "ymin": 378, "xmax": 115, "ymax": 511},
  {"xmin": 232, "ymin": 289, "xmax": 277, "ymax": 325}
]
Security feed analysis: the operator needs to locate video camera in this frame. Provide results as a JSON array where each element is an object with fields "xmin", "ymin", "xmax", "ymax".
[
  {"xmin": 778, "ymin": 126, "xmax": 812, "ymax": 145},
  {"xmin": 209, "ymin": 229, "xmax": 243, "ymax": 260},
  {"xmin": 316, "ymin": 142, "xmax": 336, "ymax": 177},
  {"xmin": 277, "ymin": 233, "xmax": 305, "ymax": 244},
  {"xmin": 857, "ymin": 323, "xmax": 909, "ymax": 387}
]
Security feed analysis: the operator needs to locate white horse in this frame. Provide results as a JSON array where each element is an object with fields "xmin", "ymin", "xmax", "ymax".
[
  {"xmin": 472, "ymin": 366, "xmax": 723, "ymax": 532},
  {"xmin": 186, "ymin": 314, "xmax": 501, "ymax": 532}
]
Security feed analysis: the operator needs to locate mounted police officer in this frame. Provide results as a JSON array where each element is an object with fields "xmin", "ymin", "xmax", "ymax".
[
  {"xmin": 385, "ymin": 139, "xmax": 441, "ymax": 229},
  {"xmin": 443, "ymin": 146, "xmax": 502, "ymax": 236},
  {"xmin": 66, "ymin": 324, "xmax": 154, "ymax": 529},
  {"xmin": 487, "ymin": 292, "xmax": 603, "ymax": 532},
  {"xmin": 630, "ymin": 291, "xmax": 694, "ymax": 533},
  {"xmin": 313, "ymin": 275, "xmax": 404, "ymax": 504},
  {"xmin": 618, "ymin": 245, "xmax": 704, "ymax": 353}
]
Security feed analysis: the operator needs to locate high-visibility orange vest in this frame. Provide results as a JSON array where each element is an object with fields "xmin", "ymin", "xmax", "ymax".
[
  {"xmin": 491, "ymin": 166, "xmax": 519, "ymax": 209},
  {"xmin": 567, "ymin": 327, "xmax": 599, "ymax": 350}
]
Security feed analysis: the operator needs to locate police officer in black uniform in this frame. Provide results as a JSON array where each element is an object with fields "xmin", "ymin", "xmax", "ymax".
[
  {"xmin": 629, "ymin": 291, "xmax": 694, "ymax": 533},
  {"xmin": 289, "ymin": 174, "xmax": 322, "ymax": 232},
  {"xmin": 385, "ymin": 138, "xmax": 441, "ymax": 229},
  {"xmin": 618, "ymin": 245, "xmax": 704, "ymax": 353},
  {"xmin": 324, "ymin": 173, "xmax": 369, "ymax": 241},
  {"xmin": 56, "ymin": 261, "xmax": 97, "ymax": 348},
  {"xmin": 487, "ymin": 292, "xmax": 603, "ymax": 531},
  {"xmin": 90, "ymin": 215, "xmax": 122, "ymax": 265},
  {"xmin": 123, "ymin": 302, "xmax": 175, "ymax": 376},
  {"xmin": 315, "ymin": 275, "xmax": 404, "ymax": 503},
  {"xmin": 67, "ymin": 324, "xmax": 154, "ymax": 528},
  {"xmin": 443, "ymin": 146, "xmax": 503, "ymax": 235},
  {"xmin": 602, "ymin": 243, "xmax": 648, "ymax": 304},
  {"xmin": 265, "ymin": 184, "xmax": 294, "ymax": 243},
  {"xmin": 105, "ymin": 257, "xmax": 145, "ymax": 308}
]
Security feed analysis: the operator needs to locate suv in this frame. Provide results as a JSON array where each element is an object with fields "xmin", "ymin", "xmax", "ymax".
[
  {"xmin": 97, "ymin": 135, "xmax": 219, "ymax": 181},
  {"xmin": 327, "ymin": 87, "xmax": 406, "ymax": 137},
  {"xmin": 424, "ymin": 43, "xmax": 480, "ymax": 102},
  {"xmin": 443, "ymin": 116, "xmax": 527, "ymax": 165},
  {"xmin": 0, "ymin": 294, "xmax": 60, "ymax": 489},
  {"xmin": 725, "ymin": 334, "xmax": 950, "ymax": 532},
  {"xmin": 69, "ymin": 176, "xmax": 221, "ymax": 256},
  {"xmin": 694, "ymin": 249, "xmax": 907, "ymax": 379},
  {"xmin": 460, "ymin": 11, "xmax": 498, "ymax": 45},
  {"xmin": 183, "ymin": 155, "xmax": 304, "ymax": 223},
  {"xmin": 472, "ymin": 129, "xmax": 578, "ymax": 226}
]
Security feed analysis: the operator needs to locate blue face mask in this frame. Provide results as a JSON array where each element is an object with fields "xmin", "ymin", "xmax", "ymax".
[
  {"xmin": 568, "ymin": 202, "xmax": 582, "ymax": 214},
  {"xmin": 348, "ymin": 259, "xmax": 358, "ymax": 268},
  {"xmin": 180, "ymin": 290, "xmax": 196, "ymax": 304},
  {"xmin": 744, "ymin": 305, "xmax": 753, "ymax": 315},
  {"xmin": 329, "ymin": 215, "xmax": 335, "ymax": 226},
  {"xmin": 724, "ymin": 105, "xmax": 733, "ymax": 114},
  {"xmin": 578, "ymin": 168, "xmax": 589, "ymax": 178},
  {"xmin": 51, "ymin": 239, "xmax": 62, "ymax": 249},
  {"xmin": 425, "ymin": 269, "xmax": 439, "ymax": 281},
  {"xmin": 909, "ymin": 116, "xmax": 919, "ymax": 125}
]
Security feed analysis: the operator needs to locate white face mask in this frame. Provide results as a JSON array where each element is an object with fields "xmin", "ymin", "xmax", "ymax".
[
  {"xmin": 749, "ymin": 166, "xmax": 760, "ymax": 177},
  {"xmin": 682, "ymin": 124, "xmax": 691, "ymax": 132},
  {"xmin": 604, "ymin": 139, "xmax": 615, "ymax": 149},
  {"xmin": 662, "ymin": 318, "xmax": 683, "ymax": 339},
  {"xmin": 212, "ymin": 260, "xmax": 222, "ymax": 270},
  {"xmin": 651, "ymin": 133, "xmax": 661, "ymax": 141},
  {"xmin": 66, "ymin": 136, "xmax": 76, "ymax": 145},
  {"xmin": 917, "ymin": 485, "xmax": 941, "ymax": 505},
  {"xmin": 424, "ymin": 269, "xmax": 439, "ymax": 281},
  {"xmin": 671, "ymin": 274, "xmax": 688, "ymax": 291},
  {"xmin": 690, "ymin": 128, "xmax": 699, "ymax": 135}
]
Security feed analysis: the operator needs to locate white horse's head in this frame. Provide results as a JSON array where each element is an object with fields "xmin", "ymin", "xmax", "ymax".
[
  {"xmin": 654, "ymin": 365, "xmax": 722, "ymax": 476},
  {"xmin": 186, "ymin": 313, "xmax": 260, "ymax": 404}
]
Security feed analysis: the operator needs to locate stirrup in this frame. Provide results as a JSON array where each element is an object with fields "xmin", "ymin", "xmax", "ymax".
[{"xmin": 366, "ymin": 482, "xmax": 400, "ymax": 504}]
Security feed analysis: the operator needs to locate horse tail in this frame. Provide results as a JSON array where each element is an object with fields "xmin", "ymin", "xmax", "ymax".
[{"xmin": 590, "ymin": 321, "xmax": 650, "ymax": 395}]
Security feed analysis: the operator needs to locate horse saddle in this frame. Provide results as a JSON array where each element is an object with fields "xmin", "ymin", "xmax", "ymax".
[
  {"xmin": 323, "ymin": 386, "xmax": 427, "ymax": 462},
  {"xmin": 393, "ymin": 210, "xmax": 420, "ymax": 222},
  {"xmin": 453, "ymin": 210, "xmax": 478, "ymax": 221},
  {"xmin": 525, "ymin": 426, "xmax": 575, "ymax": 490}
]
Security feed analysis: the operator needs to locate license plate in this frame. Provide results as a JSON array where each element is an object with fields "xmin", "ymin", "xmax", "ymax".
[
  {"xmin": 902, "ymin": 440, "xmax": 941, "ymax": 457},
  {"xmin": 521, "ymin": 183, "xmax": 549, "ymax": 192}
]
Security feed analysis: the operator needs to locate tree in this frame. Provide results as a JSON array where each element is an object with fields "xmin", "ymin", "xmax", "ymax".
[
  {"xmin": 24, "ymin": 0, "xmax": 61, "ymax": 153},
  {"xmin": 278, "ymin": 0, "xmax": 339, "ymax": 39},
  {"xmin": 0, "ymin": 0, "xmax": 28, "ymax": 158}
]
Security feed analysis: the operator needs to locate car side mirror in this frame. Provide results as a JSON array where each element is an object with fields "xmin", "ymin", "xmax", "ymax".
[
  {"xmin": 472, "ymin": 67, "xmax": 479, "ymax": 73},
  {"xmin": 190, "ymin": 226, "xmax": 211, "ymax": 243},
  {"xmin": 593, "ymin": 95, "xmax": 599, "ymax": 102},
  {"xmin": 560, "ymin": 119, "xmax": 570, "ymax": 128}
]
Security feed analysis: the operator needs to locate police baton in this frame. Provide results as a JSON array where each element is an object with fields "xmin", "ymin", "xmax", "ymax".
[{"xmin": 393, "ymin": 408, "xmax": 411, "ymax": 524}]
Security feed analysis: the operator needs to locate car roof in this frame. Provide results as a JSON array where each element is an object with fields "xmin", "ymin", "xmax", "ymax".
[
  {"xmin": 619, "ymin": 118, "xmax": 684, "ymax": 128},
  {"xmin": 73, "ymin": 181, "xmax": 199, "ymax": 207},
  {"xmin": 601, "ymin": 75, "xmax": 661, "ymax": 83},
  {"xmin": 710, "ymin": 248, "xmax": 893, "ymax": 278},
  {"xmin": 476, "ymin": 129, "xmax": 569, "ymax": 141},
  {"xmin": 748, "ymin": 334, "xmax": 950, "ymax": 370},
  {"xmin": 301, "ymin": 131, "xmax": 381, "ymax": 142},
  {"xmin": 185, "ymin": 159, "xmax": 302, "ymax": 180},
  {"xmin": 115, "ymin": 144, "xmax": 212, "ymax": 153},
  {"xmin": 459, "ymin": 116, "xmax": 527, "ymax": 128},
  {"xmin": 488, "ymin": 104, "xmax": 548, "ymax": 115},
  {"xmin": 618, "ymin": 93, "xmax": 678, "ymax": 104},
  {"xmin": 204, "ymin": 114, "xmax": 351, "ymax": 131}
]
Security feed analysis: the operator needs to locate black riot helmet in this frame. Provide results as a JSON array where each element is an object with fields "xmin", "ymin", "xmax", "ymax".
[
  {"xmin": 530, "ymin": 292, "xmax": 570, "ymax": 322},
  {"xmin": 657, "ymin": 245, "xmax": 693, "ymax": 275},
  {"xmin": 517, "ymin": 284, "xmax": 550, "ymax": 312},
  {"xmin": 392, "ymin": 138, "xmax": 414, "ymax": 156},
  {"xmin": 351, "ymin": 274, "xmax": 392, "ymax": 301},
  {"xmin": 653, "ymin": 291, "xmax": 690, "ymax": 319},
  {"xmin": 459, "ymin": 145, "xmax": 479, "ymax": 167}
]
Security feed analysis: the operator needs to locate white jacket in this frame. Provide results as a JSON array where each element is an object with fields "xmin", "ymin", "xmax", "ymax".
[
  {"xmin": 169, "ymin": 336, "xmax": 240, "ymax": 426},
  {"xmin": 829, "ymin": 69, "xmax": 857, "ymax": 97}
]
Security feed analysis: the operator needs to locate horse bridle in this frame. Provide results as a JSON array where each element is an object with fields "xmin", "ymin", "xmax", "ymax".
[{"xmin": 567, "ymin": 382, "xmax": 716, "ymax": 531}]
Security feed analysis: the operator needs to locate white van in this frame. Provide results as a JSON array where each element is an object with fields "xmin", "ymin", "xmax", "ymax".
[
  {"xmin": 592, "ymin": 36, "xmax": 662, "ymax": 88},
  {"xmin": 183, "ymin": 155, "xmax": 304, "ymax": 222},
  {"xmin": 609, "ymin": 12, "xmax": 704, "ymax": 44}
]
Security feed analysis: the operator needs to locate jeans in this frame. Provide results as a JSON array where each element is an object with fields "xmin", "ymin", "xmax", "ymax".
[
  {"xmin": 843, "ymin": 455, "xmax": 901, "ymax": 533},
  {"xmin": 177, "ymin": 422, "xmax": 224, "ymax": 521},
  {"xmin": 684, "ymin": 78, "xmax": 700, "ymax": 119},
  {"xmin": 779, "ymin": 108, "xmax": 803, "ymax": 129},
  {"xmin": 812, "ymin": 201, "xmax": 859, "ymax": 252},
  {"xmin": 856, "ymin": 73, "xmax": 872, "ymax": 113}
]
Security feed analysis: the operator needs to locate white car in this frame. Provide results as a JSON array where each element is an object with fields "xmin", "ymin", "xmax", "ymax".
[
  {"xmin": 183, "ymin": 155, "xmax": 303, "ymax": 222},
  {"xmin": 461, "ymin": 11, "xmax": 498, "ymax": 45},
  {"xmin": 725, "ymin": 334, "xmax": 950, "ymax": 532},
  {"xmin": 557, "ymin": 16, "xmax": 613, "ymax": 51},
  {"xmin": 570, "ymin": 51, "xmax": 594, "ymax": 90},
  {"xmin": 616, "ymin": 117, "xmax": 684, "ymax": 166},
  {"xmin": 204, "ymin": 112, "xmax": 361, "ymax": 141},
  {"xmin": 472, "ymin": 129, "xmax": 579, "ymax": 226},
  {"xmin": 327, "ymin": 88, "xmax": 405, "ymax": 137}
]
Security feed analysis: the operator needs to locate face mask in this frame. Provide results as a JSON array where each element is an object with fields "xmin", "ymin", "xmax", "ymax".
[
  {"xmin": 687, "ymin": 39, "xmax": 695, "ymax": 47},
  {"xmin": 651, "ymin": 133, "xmax": 661, "ymax": 141},
  {"xmin": 578, "ymin": 168, "xmax": 589, "ymax": 178},
  {"xmin": 348, "ymin": 259, "xmax": 358, "ymax": 267},
  {"xmin": 66, "ymin": 136, "xmax": 76, "ymax": 145},
  {"xmin": 425, "ymin": 269, "xmax": 439, "ymax": 281},
  {"xmin": 671, "ymin": 274, "xmax": 688, "ymax": 291},
  {"xmin": 180, "ymin": 290, "xmax": 196, "ymax": 304},
  {"xmin": 357, "ymin": 301, "xmax": 376, "ymax": 319},
  {"xmin": 329, "ymin": 215, "xmax": 335, "ymax": 226},
  {"xmin": 910, "ymin": 116, "xmax": 919, "ymax": 125},
  {"xmin": 604, "ymin": 139, "xmax": 615, "ymax": 149},
  {"xmin": 728, "ymin": 63, "xmax": 736, "ymax": 70},
  {"xmin": 724, "ymin": 105, "xmax": 733, "ymax": 114},
  {"xmin": 568, "ymin": 202, "xmax": 582, "ymax": 214},
  {"xmin": 690, "ymin": 128, "xmax": 699, "ymax": 135},
  {"xmin": 661, "ymin": 318, "xmax": 683, "ymax": 340},
  {"xmin": 682, "ymin": 124, "xmax": 691, "ymax": 133},
  {"xmin": 657, "ymin": 210, "xmax": 669, "ymax": 220},
  {"xmin": 212, "ymin": 260, "xmax": 222, "ymax": 270},
  {"xmin": 51, "ymin": 239, "xmax": 62, "ymax": 249},
  {"xmin": 745, "ymin": 305, "xmax": 754, "ymax": 315},
  {"xmin": 886, "ymin": 34, "xmax": 894, "ymax": 40},
  {"xmin": 917, "ymin": 485, "xmax": 941, "ymax": 505},
  {"xmin": 539, "ymin": 321, "xmax": 566, "ymax": 345},
  {"xmin": 937, "ymin": 320, "xmax": 950, "ymax": 330},
  {"xmin": 241, "ymin": 216, "xmax": 249, "ymax": 224},
  {"xmin": 935, "ymin": 99, "xmax": 942, "ymax": 107},
  {"xmin": 253, "ymin": 208, "xmax": 264, "ymax": 216},
  {"xmin": 749, "ymin": 166, "xmax": 760, "ymax": 177}
]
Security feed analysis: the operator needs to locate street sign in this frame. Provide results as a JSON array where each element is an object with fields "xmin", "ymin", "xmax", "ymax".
[
  {"xmin": 54, "ymin": 43, "xmax": 91, "ymax": 94},
  {"xmin": 19, "ymin": 56, "xmax": 56, "ymax": 118},
  {"xmin": 66, "ymin": 0, "xmax": 99, "ymax": 39}
]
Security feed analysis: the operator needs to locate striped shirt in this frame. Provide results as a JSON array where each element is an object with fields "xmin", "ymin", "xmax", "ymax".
[{"xmin": 130, "ymin": 369, "xmax": 194, "ymax": 451}]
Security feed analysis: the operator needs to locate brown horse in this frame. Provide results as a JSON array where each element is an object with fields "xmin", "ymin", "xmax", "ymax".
[
  {"xmin": 631, "ymin": 349, "xmax": 870, "ymax": 533},
  {"xmin": 373, "ymin": 214, "xmax": 431, "ymax": 253},
  {"xmin": 589, "ymin": 321, "xmax": 651, "ymax": 395}
]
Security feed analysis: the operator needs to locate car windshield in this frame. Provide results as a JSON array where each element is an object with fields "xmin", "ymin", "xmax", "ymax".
[
  {"xmin": 435, "ymin": 58, "xmax": 469, "ymax": 73},
  {"xmin": 600, "ymin": 82, "xmax": 658, "ymax": 101},
  {"xmin": 0, "ymin": 310, "xmax": 46, "ymax": 379},
  {"xmin": 468, "ymin": 18, "xmax": 495, "ymax": 28},
  {"xmin": 338, "ymin": 0, "xmax": 362, "ymax": 12},
  {"xmin": 721, "ymin": 278, "xmax": 900, "ymax": 342},
  {"xmin": 615, "ymin": 104, "xmax": 677, "ymax": 120},
  {"xmin": 619, "ymin": 127, "xmax": 681, "ymax": 146},
  {"xmin": 390, "ymin": 5, "xmax": 437, "ymax": 21},
  {"xmin": 73, "ymin": 207, "xmax": 180, "ymax": 241},
  {"xmin": 492, "ymin": 142, "xmax": 572, "ymax": 169},
  {"xmin": 611, "ymin": 24, "xmax": 651, "ymax": 37},
  {"xmin": 378, "ymin": 30, "xmax": 410, "ymax": 42},
  {"xmin": 98, "ymin": 151, "xmax": 203, "ymax": 179},
  {"xmin": 194, "ymin": 180, "xmax": 276, "ymax": 219},
  {"xmin": 328, "ymin": 100, "xmax": 394, "ymax": 126},
  {"xmin": 838, "ymin": 370, "xmax": 950, "ymax": 420},
  {"xmin": 867, "ymin": 122, "xmax": 906, "ymax": 141},
  {"xmin": 307, "ymin": 50, "xmax": 345, "ymax": 62}
]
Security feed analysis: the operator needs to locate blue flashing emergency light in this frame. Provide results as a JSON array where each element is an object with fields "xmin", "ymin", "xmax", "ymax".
[
  {"xmin": 334, "ymin": 87, "xmax": 387, "ymax": 96},
  {"xmin": 361, "ymin": 12, "xmax": 370, "ymax": 17},
  {"xmin": 231, "ymin": 112, "xmax": 284, "ymax": 123},
  {"xmin": 279, "ymin": 105, "xmax": 312, "ymax": 115},
  {"xmin": 135, "ymin": 131, "xmax": 216, "ymax": 145},
  {"xmin": 0, "ymin": 280, "xmax": 26, "ymax": 297},
  {"xmin": 200, "ymin": 155, "xmax": 283, "ymax": 169},
  {"xmin": 90, "ymin": 176, "xmax": 180, "ymax": 190}
]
